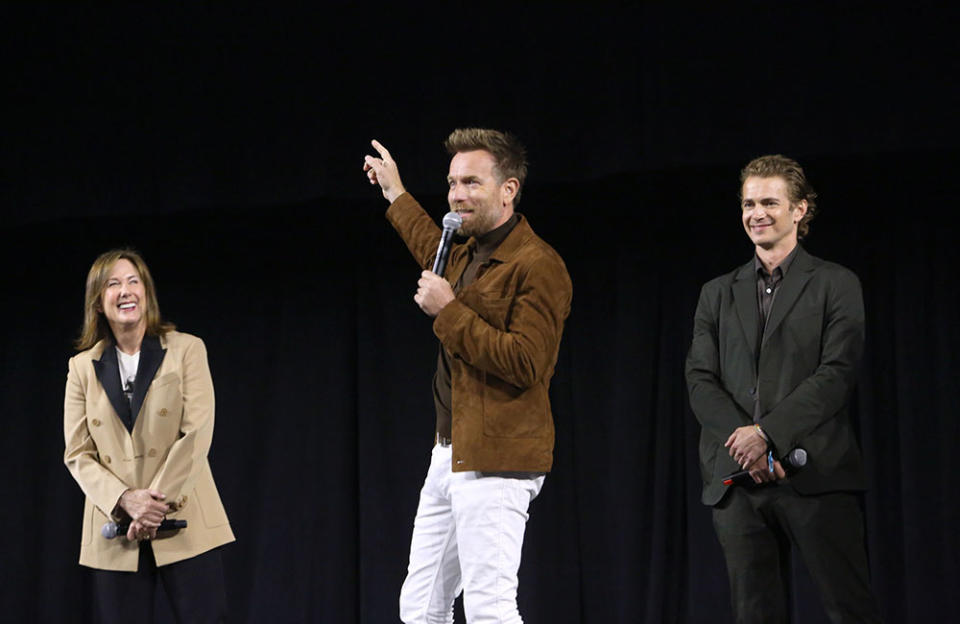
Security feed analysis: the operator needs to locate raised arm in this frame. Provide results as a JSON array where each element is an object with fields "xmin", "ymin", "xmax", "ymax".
[{"xmin": 363, "ymin": 139, "xmax": 407, "ymax": 204}]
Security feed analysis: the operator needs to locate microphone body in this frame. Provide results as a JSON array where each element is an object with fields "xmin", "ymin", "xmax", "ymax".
[
  {"xmin": 432, "ymin": 212, "xmax": 463, "ymax": 277},
  {"xmin": 722, "ymin": 448, "xmax": 807, "ymax": 487},
  {"xmin": 101, "ymin": 519, "xmax": 187, "ymax": 539}
]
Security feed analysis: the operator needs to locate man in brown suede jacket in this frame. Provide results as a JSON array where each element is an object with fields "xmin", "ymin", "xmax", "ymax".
[{"xmin": 363, "ymin": 128, "xmax": 572, "ymax": 624}]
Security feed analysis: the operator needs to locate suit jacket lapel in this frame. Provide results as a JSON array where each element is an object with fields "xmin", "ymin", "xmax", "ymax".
[
  {"xmin": 92, "ymin": 343, "xmax": 133, "ymax": 430},
  {"xmin": 762, "ymin": 246, "xmax": 815, "ymax": 348},
  {"xmin": 732, "ymin": 262, "xmax": 759, "ymax": 361},
  {"xmin": 130, "ymin": 334, "xmax": 166, "ymax": 424}
]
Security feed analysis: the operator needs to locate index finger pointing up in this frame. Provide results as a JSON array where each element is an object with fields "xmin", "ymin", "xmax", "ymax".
[{"xmin": 371, "ymin": 139, "xmax": 392, "ymax": 161}]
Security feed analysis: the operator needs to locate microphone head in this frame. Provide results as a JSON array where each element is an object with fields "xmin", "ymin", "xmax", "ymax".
[
  {"xmin": 787, "ymin": 447, "xmax": 808, "ymax": 468},
  {"xmin": 100, "ymin": 522, "xmax": 119, "ymax": 539},
  {"xmin": 442, "ymin": 212, "xmax": 463, "ymax": 231}
]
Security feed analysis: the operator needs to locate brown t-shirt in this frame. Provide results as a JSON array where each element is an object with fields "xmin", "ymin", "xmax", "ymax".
[{"xmin": 433, "ymin": 214, "xmax": 520, "ymax": 439}]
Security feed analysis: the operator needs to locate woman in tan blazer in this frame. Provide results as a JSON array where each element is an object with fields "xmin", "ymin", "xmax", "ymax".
[{"xmin": 64, "ymin": 249, "xmax": 234, "ymax": 622}]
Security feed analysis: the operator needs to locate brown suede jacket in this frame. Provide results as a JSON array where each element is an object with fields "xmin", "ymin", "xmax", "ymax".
[{"xmin": 387, "ymin": 193, "xmax": 573, "ymax": 472}]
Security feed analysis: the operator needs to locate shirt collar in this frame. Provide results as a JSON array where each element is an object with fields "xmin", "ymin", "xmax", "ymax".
[{"xmin": 755, "ymin": 244, "xmax": 800, "ymax": 278}]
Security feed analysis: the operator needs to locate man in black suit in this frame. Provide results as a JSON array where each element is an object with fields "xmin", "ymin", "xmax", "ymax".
[{"xmin": 685, "ymin": 155, "xmax": 882, "ymax": 623}]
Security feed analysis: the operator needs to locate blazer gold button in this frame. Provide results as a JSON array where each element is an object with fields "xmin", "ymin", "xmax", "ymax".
[
  {"xmin": 148, "ymin": 448, "xmax": 157, "ymax": 457},
  {"xmin": 159, "ymin": 408, "xmax": 168, "ymax": 417},
  {"xmin": 91, "ymin": 418, "xmax": 101, "ymax": 427},
  {"xmin": 104, "ymin": 455, "xmax": 111, "ymax": 464}
]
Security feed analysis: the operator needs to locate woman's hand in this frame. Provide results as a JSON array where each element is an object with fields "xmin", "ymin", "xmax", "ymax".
[
  {"xmin": 126, "ymin": 518, "xmax": 159, "ymax": 541},
  {"xmin": 118, "ymin": 488, "xmax": 169, "ymax": 540}
]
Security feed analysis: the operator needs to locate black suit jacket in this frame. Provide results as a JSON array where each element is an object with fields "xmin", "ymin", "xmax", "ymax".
[{"xmin": 686, "ymin": 245, "xmax": 867, "ymax": 505}]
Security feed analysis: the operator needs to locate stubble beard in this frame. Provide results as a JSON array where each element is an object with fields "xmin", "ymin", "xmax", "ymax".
[{"xmin": 453, "ymin": 201, "xmax": 502, "ymax": 238}]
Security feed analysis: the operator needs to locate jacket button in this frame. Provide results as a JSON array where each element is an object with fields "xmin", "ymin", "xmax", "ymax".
[
  {"xmin": 148, "ymin": 448, "xmax": 157, "ymax": 457},
  {"xmin": 159, "ymin": 408, "xmax": 168, "ymax": 417},
  {"xmin": 749, "ymin": 387, "xmax": 756, "ymax": 396},
  {"xmin": 91, "ymin": 418, "xmax": 101, "ymax": 427},
  {"xmin": 103, "ymin": 455, "xmax": 111, "ymax": 464}
]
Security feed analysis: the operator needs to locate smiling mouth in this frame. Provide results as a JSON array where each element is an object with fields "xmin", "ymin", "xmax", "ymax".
[{"xmin": 118, "ymin": 302, "xmax": 137, "ymax": 310}]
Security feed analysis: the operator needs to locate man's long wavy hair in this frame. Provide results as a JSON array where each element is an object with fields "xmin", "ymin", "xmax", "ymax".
[
  {"xmin": 75, "ymin": 249, "xmax": 174, "ymax": 351},
  {"xmin": 740, "ymin": 154, "xmax": 818, "ymax": 239}
]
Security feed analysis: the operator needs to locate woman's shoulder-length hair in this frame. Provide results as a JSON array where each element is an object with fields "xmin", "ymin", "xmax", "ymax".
[{"xmin": 75, "ymin": 248, "xmax": 175, "ymax": 352}]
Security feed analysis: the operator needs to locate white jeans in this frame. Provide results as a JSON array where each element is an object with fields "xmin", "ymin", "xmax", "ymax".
[{"xmin": 399, "ymin": 444, "xmax": 545, "ymax": 624}]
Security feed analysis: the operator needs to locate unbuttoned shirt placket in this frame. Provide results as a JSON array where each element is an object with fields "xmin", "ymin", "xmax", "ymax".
[{"xmin": 753, "ymin": 265, "xmax": 783, "ymax": 423}]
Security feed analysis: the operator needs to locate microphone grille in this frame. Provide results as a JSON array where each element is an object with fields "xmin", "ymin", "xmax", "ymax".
[
  {"xmin": 442, "ymin": 212, "xmax": 463, "ymax": 230},
  {"xmin": 788, "ymin": 448, "xmax": 808, "ymax": 468},
  {"xmin": 100, "ymin": 522, "xmax": 118, "ymax": 539}
]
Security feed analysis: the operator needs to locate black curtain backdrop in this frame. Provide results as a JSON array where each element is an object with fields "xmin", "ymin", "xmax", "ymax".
[{"xmin": 2, "ymin": 5, "xmax": 957, "ymax": 623}]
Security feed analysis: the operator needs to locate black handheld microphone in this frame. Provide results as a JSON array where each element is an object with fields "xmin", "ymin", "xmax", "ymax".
[
  {"xmin": 722, "ymin": 448, "xmax": 807, "ymax": 487},
  {"xmin": 431, "ymin": 212, "xmax": 463, "ymax": 277},
  {"xmin": 101, "ymin": 519, "xmax": 188, "ymax": 539}
]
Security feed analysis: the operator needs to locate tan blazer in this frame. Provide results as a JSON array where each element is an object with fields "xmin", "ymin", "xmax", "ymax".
[{"xmin": 64, "ymin": 330, "xmax": 234, "ymax": 571}]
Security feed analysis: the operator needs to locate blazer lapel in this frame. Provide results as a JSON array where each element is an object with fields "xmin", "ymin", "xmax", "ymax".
[
  {"xmin": 130, "ymin": 334, "xmax": 166, "ymax": 424},
  {"xmin": 92, "ymin": 343, "xmax": 133, "ymax": 430},
  {"xmin": 762, "ymin": 246, "xmax": 815, "ymax": 348},
  {"xmin": 732, "ymin": 261, "xmax": 759, "ymax": 361}
]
